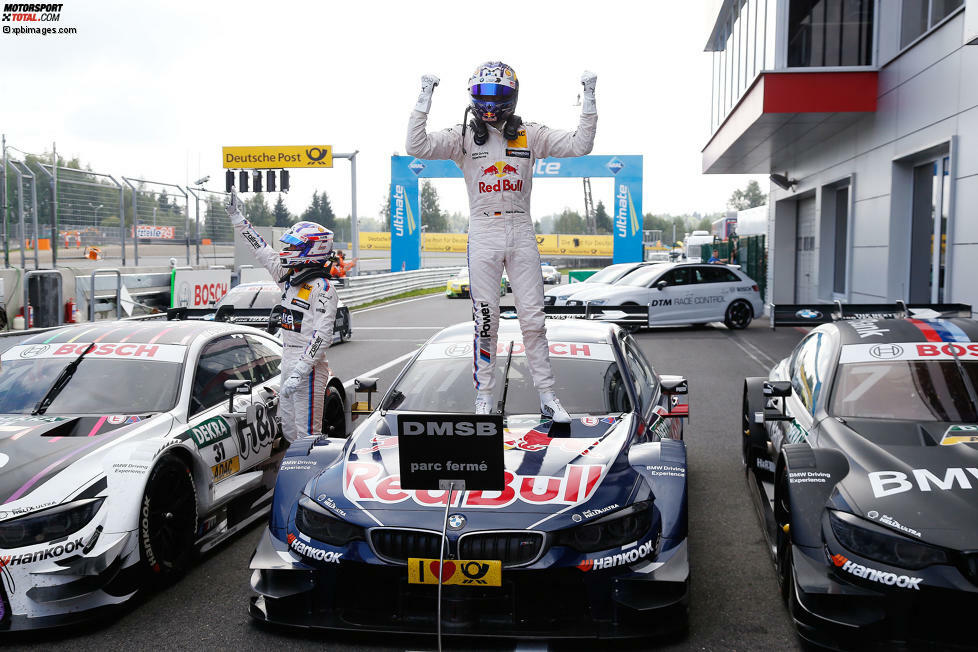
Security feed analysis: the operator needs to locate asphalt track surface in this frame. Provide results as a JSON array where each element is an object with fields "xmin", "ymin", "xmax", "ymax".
[{"xmin": 4, "ymin": 290, "xmax": 811, "ymax": 651}]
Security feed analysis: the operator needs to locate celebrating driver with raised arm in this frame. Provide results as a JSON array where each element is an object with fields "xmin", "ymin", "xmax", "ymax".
[{"xmin": 406, "ymin": 61, "xmax": 597, "ymax": 423}]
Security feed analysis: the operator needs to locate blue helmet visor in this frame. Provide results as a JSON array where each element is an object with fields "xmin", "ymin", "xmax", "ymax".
[
  {"xmin": 469, "ymin": 83, "xmax": 515, "ymax": 101},
  {"xmin": 280, "ymin": 232, "xmax": 304, "ymax": 246}
]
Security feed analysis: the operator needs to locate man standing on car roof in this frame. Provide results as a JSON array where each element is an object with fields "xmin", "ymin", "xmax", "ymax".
[
  {"xmin": 226, "ymin": 190, "xmax": 338, "ymax": 442},
  {"xmin": 406, "ymin": 61, "xmax": 597, "ymax": 422}
]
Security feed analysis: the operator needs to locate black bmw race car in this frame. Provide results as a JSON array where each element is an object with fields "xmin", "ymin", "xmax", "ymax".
[
  {"xmin": 249, "ymin": 313, "xmax": 691, "ymax": 640},
  {"xmin": 742, "ymin": 303, "xmax": 978, "ymax": 649}
]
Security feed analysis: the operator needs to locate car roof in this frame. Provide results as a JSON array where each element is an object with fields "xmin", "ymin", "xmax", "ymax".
[
  {"xmin": 832, "ymin": 317, "xmax": 978, "ymax": 346},
  {"xmin": 430, "ymin": 318, "xmax": 618, "ymax": 345},
  {"xmin": 21, "ymin": 319, "xmax": 237, "ymax": 346}
]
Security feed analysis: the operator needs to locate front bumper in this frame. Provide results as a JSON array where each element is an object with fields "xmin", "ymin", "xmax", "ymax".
[
  {"xmin": 249, "ymin": 528, "xmax": 688, "ymax": 639},
  {"xmin": 790, "ymin": 544, "xmax": 978, "ymax": 650}
]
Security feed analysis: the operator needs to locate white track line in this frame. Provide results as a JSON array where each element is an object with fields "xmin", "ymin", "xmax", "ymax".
[
  {"xmin": 726, "ymin": 335, "xmax": 772, "ymax": 372},
  {"xmin": 342, "ymin": 350, "xmax": 417, "ymax": 390},
  {"xmin": 355, "ymin": 326, "xmax": 442, "ymax": 330},
  {"xmin": 351, "ymin": 293, "xmax": 443, "ymax": 314}
]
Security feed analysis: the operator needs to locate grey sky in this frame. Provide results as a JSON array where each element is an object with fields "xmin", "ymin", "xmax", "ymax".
[{"xmin": 0, "ymin": 0, "xmax": 764, "ymax": 224}]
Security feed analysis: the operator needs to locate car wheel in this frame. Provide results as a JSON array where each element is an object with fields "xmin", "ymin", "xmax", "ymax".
[
  {"xmin": 321, "ymin": 385, "xmax": 346, "ymax": 437},
  {"xmin": 340, "ymin": 328, "xmax": 351, "ymax": 343},
  {"xmin": 139, "ymin": 456, "xmax": 197, "ymax": 581},
  {"xmin": 724, "ymin": 300, "xmax": 753, "ymax": 330}
]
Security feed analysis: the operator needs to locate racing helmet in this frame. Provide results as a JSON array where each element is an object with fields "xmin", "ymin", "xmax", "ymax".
[
  {"xmin": 468, "ymin": 61, "xmax": 518, "ymax": 123},
  {"xmin": 278, "ymin": 221, "xmax": 334, "ymax": 267}
]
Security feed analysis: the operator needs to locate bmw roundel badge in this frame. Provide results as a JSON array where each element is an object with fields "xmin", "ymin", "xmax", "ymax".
[{"xmin": 448, "ymin": 514, "xmax": 466, "ymax": 530}]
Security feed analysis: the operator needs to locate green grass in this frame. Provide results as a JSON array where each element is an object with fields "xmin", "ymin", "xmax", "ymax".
[{"xmin": 350, "ymin": 285, "xmax": 445, "ymax": 311}]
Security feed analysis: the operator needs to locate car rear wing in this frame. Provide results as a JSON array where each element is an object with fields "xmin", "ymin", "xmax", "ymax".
[
  {"xmin": 500, "ymin": 304, "xmax": 649, "ymax": 326},
  {"xmin": 770, "ymin": 301, "xmax": 973, "ymax": 328},
  {"xmin": 165, "ymin": 305, "xmax": 275, "ymax": 326}
]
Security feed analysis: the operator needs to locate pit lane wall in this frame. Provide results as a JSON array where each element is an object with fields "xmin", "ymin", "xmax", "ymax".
[{"xmin": 361, "ymin": 232, "xmax": 614, "ymax": 257}]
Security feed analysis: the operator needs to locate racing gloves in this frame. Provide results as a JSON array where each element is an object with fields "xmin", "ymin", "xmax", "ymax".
[
  {"xmin": 280, "ymin": 360, "xmax": 312, "ymax": 399},
  {"xmin": 415, "ymin": 74, "xmax": 440, "ymax": 113},
  {"xmin": 226, "ymin": 188, "xmax": 246, "ymax": 226},
  {"xmin": 581, "ymin": 71, "xmax": 597, "ymax": 115}
]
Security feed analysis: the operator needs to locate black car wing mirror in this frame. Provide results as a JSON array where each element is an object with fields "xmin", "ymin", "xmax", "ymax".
[
  {"xmin": 758, "ymin": 381, "xmax": 793, "ymax": 422},
  {"xmin": 224, "ymin": 379, "xmax": 252, "ymax": 413},
  {"xmin": 352, "ymin": 376, "xmax": 379, "ymax": 419}
]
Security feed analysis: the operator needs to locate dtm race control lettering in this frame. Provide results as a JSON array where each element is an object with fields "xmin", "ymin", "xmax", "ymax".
[
  {"xmin": 869, "ymin": 468, "xmax": 978, "ymax": 498},
  {"xmin": 831, "ymin": 553, "xmax": 922, "ymax": 589},
  {"xmin": 577, "ymin": 539, "xmax": 655, "ymax": 571},
  {"xmin": 287, "ymin": 534, "xmax": 343, "ymax": 563},
  {"xmin": 345, "ymin": 461, "xmax": 604, "ymax": 508}
]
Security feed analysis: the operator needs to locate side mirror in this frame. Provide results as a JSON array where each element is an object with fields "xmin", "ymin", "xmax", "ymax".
[
  {"xmin": 215, "ymin": 304, "xmax": 235, "ymax": 322},
  {"xmin": 659, "ymin": 375, "xmax": 689, "ymax": 419},
  {"xmin": 266, "ymin": 306, "xmax": 282, "ymax": 335},
  {"xmin": 763, "ymin": 381, "xmax": 792, "ymax": 397},
  {"xmin": 352, "ymin": 376, "xmax": 379, "ymax": 419},
  {"xmin": 224, "ymin": 379, "xmax": 252, "ymax": 413},
  {"xmin": 655, "ymin": 279, "xmax": 668, "ymax": 291}
]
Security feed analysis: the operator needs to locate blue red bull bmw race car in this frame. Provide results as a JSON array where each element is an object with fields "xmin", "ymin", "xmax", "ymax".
[{"xmin": 249, "ymin": 313, "xmax": 691, "ymax": 639}]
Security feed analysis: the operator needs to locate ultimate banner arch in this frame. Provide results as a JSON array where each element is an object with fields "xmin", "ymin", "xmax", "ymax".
[{"xmin": 389, "ymin": 154, "xmax": 643, "ymax": 271}]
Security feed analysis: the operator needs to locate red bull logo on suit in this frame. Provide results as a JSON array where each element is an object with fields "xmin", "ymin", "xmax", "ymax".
[{"xmin": 479, "ymin": 161, "xmax": 523, "ymax": 193}]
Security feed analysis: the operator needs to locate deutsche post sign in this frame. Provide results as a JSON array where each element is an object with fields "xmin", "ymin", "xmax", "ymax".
[{"xmin": 222, "ymin": 145, "xmax": 332, "ymax": 169}]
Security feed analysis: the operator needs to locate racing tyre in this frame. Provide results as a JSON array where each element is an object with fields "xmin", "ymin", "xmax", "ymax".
[
  {"xmin": 139, "ymin": 456, "xmax": 198, "ymax": 581},
  {"xmin": 724, "ymin": 300, "xmax": 753, "ymax": 330},
  {"xmin": 340, "ymin": 328, "xmax": 351, "ymax": 343},
  {"xmin": 322, "ymin": 385, "xmax": 346, "ymax": 437}
]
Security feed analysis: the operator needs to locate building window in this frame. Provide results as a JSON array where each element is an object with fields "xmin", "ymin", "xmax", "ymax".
[
  {"xmin": 787, "ymin": 0, "xmax": 875, "ymax": 67},
  {"xmin": 900, "ymin": 0, "xmax": 963, "ymax": 48},
  {"xmin": 908, "ymin": 155, "xmax": 951, "ymax": 303},
  {"xmin": 832, "ymin": 186, "xmax": 850, "ymax": 295}
]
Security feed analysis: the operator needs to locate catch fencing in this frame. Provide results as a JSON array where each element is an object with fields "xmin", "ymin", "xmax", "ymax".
[
  {"xmin": 187, "ymin": 187, "xmax": 233, "ymax": 266},
  {"xmin": 702, "ymin": 234, "xmax": 767, "ymax": 300},
  {"xmin": 39, "ymin": 164, "xmax": 125, "ymax": 264}
]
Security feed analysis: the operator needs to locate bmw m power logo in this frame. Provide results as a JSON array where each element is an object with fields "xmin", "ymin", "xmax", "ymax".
[
  {"xmin": 795, "ymin": 309, "xmax": 822, "ymax": 320},
  {"xmin": 448, "ymin": 514, "xmax": 466, "ymax": 530}
]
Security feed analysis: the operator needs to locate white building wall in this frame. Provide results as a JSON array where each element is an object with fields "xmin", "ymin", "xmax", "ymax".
[{"xmin": 766, "ymin": 9, "xmax": 978, "ymax": 309}]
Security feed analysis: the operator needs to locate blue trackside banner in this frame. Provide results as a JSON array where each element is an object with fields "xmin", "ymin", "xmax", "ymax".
[{"xmin": 390, "ymin": 154, "xmax": 643, "ymax": 270}]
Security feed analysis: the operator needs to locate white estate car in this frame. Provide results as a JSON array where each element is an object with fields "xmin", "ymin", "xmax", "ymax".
[
  {"xmin": 544, "ymin": 262, "xmax": 659, "ymax": 306},
  {"xmin": 565, "ymin": 263, "xmax": 763, "ymax": 329},
  {"xmin": 0, "ymin": 319, "xmax": 345, "ymax": 630}
]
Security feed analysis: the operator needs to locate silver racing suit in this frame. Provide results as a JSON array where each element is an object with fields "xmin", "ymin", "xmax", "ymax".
[
  {"xmin": 406, "ymin": 109, "xmax": 597, "ymax": 392},
  {"xmin": 231, "ymin": 216, "xmax": 338, "ymax": 441}
]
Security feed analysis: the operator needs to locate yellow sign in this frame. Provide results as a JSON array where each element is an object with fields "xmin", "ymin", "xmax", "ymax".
[
  {"xmin": 423, "ymin": 232, "xmax": 468, "ymax": 253},
  {"xmin": 222, "ymin": 145, "xmax": 333, "ymax": 169},
  {"xmin": 408, "ymin": 558, "xmax": 502, "ymax": 587},
  {"xmin": 557, "ymin": 235, "xmax": 613, "ymax": 256},
  {"xmin": 210, "ymin": 456, "xmax": 240, "ymax": 483},
  {"xmin": 360, "ymin": 232, "xmax": 391, "ymax": 250},
  {"xmin": 535, "ymin": 234, "xmax": 560, "ymax": 255}
]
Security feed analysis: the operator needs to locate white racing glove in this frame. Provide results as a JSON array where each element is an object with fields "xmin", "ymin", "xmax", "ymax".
[
  {"xmin": 226, "ymin": 188, "xmax": 246, "ymax": 225},
  {"xmin": 280, "ymin": 361, "xmax": 311, "ymax": 399},
  {"xmin": 415, "ymin": 74, "xmax": 440, "ymax": 113},
  {"xmin": 581, "ymin": 70, "xmax": 597, "ymax": 115}
]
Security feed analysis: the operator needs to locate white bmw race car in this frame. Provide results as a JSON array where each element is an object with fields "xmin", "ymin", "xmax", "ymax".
[
  {"xmin": 0, "ymin": 319, "xmax": 344, "ymax": 631},
  {"xmin": 565, "ymin": 263, "xmax": 764, "ymax": 329}
]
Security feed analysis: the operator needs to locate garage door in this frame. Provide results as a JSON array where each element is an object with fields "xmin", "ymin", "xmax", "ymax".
[{"xmin": 794, "ymin": 198, "xmax": 817, "ymax": 303}]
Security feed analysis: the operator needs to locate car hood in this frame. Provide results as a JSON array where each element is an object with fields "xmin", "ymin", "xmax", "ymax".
[
  {"xmin": 566, "ymin": 285, "xmax": 644, "ymax": 302},
  {"xmin": 824, "ymin": 417, "xmax": 978, "ymax": 550},
  {"xmin": 544, "ymin": 281, "xmax": 606, "ymax": 298},
  {"xmin": 310, "ymin": 412, "xmax": 637, "ymax": 531},
  {"xmin": 0, "ymin": 413, "xmax": 155, "ymax": 511}
]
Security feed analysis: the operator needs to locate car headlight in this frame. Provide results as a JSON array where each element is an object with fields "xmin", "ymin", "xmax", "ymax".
[
  {"xmin": 0, "ymin": 498, "xmax": 105, "ymax": 548},
  {"xmin": 587, "ymin": 299, "xmax": 607, "ymax": 306},
  {"xmin": 828, "ymin": 510, "xmax": 947, "ymax": 569},
  {"xmin": 296, "ymin": 495, "xmax": 364, "ymax": 546},
  {"xmin": 566, "ymin": 300, "xmax": 583, "ymax": 306},
  {"xmin": 544, "ymin": 295, "xmax": 556, "ymax": 305},
  {"xmin": 555, "ymin": 501, "xmax": 653, "ymax": 553}
]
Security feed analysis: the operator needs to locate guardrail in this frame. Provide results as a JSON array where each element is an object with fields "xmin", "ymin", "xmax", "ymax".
[{"xmin": 337, "ymin": 267, "xmax": 461, "ymax": 308}]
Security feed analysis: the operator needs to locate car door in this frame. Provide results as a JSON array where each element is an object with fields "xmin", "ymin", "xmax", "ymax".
[
  {"xmin": 186, "ymin": 334, "xmax": 280, "ymax": 484},
  {"xmin": 647, "ymin": 267, "xmax": 694, "ymax": 324},
  {"xmin": 691, "ymin": 266, "xmax": 739, "ymax": 323}
]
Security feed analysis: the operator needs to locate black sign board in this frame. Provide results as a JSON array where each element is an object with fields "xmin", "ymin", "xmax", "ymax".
[{"xmin": 396, "ymin": 414, "xmax": 505, "ymax": 491}]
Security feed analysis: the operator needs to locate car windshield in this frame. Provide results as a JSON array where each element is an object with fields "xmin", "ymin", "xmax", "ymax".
[
  {"xmin": 831, "ymin": 360, "xmax": 978, "ymax": 421},
  {"xmin": 216, "ymin": 285, "xmax": 281, "ymax": 310},
  {"xmin": 0, "ymin": 357, "xmax": 182, "ymax": 415},
  {"xmin": 387, "ymin": 340, "xmax": 632, "ymax": 417},
  {"xmin": 618, "ymin": 266, "xmax": 663, "ymax": 287},
  {"xmin": 587, "ymin": 264, "xmax": 634, "ymax": 284}
]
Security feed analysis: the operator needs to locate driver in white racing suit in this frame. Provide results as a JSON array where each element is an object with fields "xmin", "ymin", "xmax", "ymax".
[
  {"xmin": 406, "ymin": 61, "xmax": 597, "ymax": 422},
  {"xmin": 226, "ymin": 191, "xmax": 338, "ymax": 441}
]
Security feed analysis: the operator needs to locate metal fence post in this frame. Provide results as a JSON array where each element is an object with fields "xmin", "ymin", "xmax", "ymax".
[
  {"xmin": 350, "ymin": 150, "xmax": 359, "ymax": 277},
  {"xmin": 29, "ymin": 166, "xmax": 38, "ymax": 270},
  {"xmin": 51, "ymin": 142, "xmax": 58, "ymax": 268},
  {"xmin": 10, "ymin": 162, "xmax": 25, "ymax": 268},
  {"xmin": 122, "ymin": 178, "xmax": 139, "ymax": 266},
  {"xmin": 113, "ymin": 176, "xmax": 126, "ymax": 266},
  {"xmin": 1, "ymin": 134, "xmax": 8, "ymax": 268}
]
